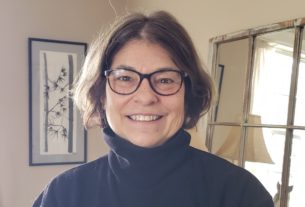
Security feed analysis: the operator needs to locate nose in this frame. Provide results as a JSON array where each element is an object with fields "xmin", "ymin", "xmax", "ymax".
[{"xmin": 133, "ymin": 79, "xmax": 159, "ymax": 105}]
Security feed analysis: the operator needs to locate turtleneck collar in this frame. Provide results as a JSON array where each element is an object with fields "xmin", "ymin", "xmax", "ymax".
[{"xmin": 103, "ymin": 127, "xmax": 191, "ymax": 188}]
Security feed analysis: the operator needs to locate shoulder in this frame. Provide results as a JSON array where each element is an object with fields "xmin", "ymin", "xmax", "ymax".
[
  {"xmin": 53, "ymin": 154, "xmax": 109, "ymax": 185},
  {"xmin": 190, "ymin": 147, "xmax": 249, "ymax": 174},
  {"xmin": 189, "ymin": 147, "xmax": 241, "ymax": 174},
  {"xmin": 33, "ymin": 155, "xmax": 110, "ymax": 206},
  {"xmin": 188, "ymin": 147, "xmax": 273, "ymax": 206},
  {"xmin": 189, "ymin": 147, "xmax": 260, "ymax": 183}
]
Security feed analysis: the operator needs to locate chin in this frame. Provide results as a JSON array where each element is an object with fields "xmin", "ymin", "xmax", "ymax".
[{"xmin": 130, "ymin": 136, "xmax": 165, "ymax": 148}]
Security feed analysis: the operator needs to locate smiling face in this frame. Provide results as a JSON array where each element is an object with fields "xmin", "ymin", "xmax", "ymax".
[{"xmin": 104, "ymin": 39, "xmax": 185, "ymax": 148}]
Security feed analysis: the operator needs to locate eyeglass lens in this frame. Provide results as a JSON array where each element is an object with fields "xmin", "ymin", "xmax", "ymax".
[{"xmin": 106, "ymin": 69, "xmax": 184, "ymax": 95}]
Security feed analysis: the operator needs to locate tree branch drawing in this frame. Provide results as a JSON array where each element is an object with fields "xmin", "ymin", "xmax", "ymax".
[{"xmin": 42, "ymin": 52, "xmax": 74, "ymax": 153}]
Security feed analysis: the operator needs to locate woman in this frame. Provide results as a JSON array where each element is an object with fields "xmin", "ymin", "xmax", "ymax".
[{"xmin": 33, "ymin": 11, "xmax": 274, "ymax": 207}]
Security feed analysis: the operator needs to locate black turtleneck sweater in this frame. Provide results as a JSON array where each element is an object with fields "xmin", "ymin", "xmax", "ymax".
[{"xmin": 33, "ymin": 128, "xmax": 274, "ymax": 207}]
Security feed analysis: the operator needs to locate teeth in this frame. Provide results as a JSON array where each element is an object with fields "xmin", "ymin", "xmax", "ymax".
[{"xmin": 129, "ymin": 115, "xmax": 160, "ymax": 121}]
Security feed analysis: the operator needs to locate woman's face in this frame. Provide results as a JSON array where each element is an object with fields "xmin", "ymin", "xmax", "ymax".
[{"xmin": 104, "ymin": 39, "xmax": 185, "ymax": 148}]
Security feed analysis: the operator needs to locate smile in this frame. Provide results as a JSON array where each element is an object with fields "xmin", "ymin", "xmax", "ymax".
[{"xmin": 128, "ymin": 115, "xmax": 162, "ymax": 121}]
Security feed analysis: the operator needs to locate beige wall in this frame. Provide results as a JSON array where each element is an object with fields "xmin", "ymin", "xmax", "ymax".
[
  {"xmin": 0, "ymin": 1, "xmax": 126, "ymax": 207},
  {"xmin": 1, "ymin": 0, "xmax": 305, "ymax": 206},
  {"xmin": 127, "ymin": 0, "xmax": 305, "ymax": 151},
  {"xmin": 128, "ymin": 0, "xmax": 305, "ymax": 60}
]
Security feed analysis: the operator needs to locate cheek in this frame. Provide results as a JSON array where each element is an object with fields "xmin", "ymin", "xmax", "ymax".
[
  {"xmin": 179, "ymin": 88, "xmax": 186, "ymax": 114},
  {"xmin": 104, "ymin": 85, "xmax": 118, "ymax": 108},
  {"xmin": 170, "ymin": 92, "xmax": 185, "ymax": 124},
  {"xmin": 104, "ymin": 87, "xmax": 127, "ymax": 121},
  {"xmin": 103, "ymin": 88, "xmax": 116, "ymax": 122},
  {"xmin": 178, "ymin": 101, "xmax": 186, "ymax": 123},
  {"xmin": 104, "ymin": 96, "xmax": 120, "ymax": 131}
]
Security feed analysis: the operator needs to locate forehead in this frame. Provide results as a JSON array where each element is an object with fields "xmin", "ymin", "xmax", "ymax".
[{"xmin": 111, "ymin": 39, "xmax": 177, "ymax": 72}]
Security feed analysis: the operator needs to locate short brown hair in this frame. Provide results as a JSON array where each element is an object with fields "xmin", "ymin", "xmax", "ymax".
[{"xmin": 73, "ymin": 10, "xmax": 215, "ymax": 129}]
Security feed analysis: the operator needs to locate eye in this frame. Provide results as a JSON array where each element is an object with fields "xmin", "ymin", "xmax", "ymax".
[
  {"xmin": 116, "ymin": 76, "xmax": 132, "ymax": 82},
  {"xmin": 159, "ymin": 78, "xmax": 174, "ymax": 84}
]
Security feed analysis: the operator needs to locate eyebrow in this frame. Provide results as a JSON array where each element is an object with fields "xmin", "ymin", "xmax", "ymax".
[
  {"xmin": 114, "ymin": 65, "xmax": 136, "ymax": 71},
  {"xmin": 113, "ymin": 65, "xmax": 180, "ymax": 72}
]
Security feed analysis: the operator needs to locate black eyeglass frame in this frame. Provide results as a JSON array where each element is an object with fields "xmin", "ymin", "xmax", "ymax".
[{"xmin": 104, "ymin": 68, "xmax": 188, "ymax": 96}]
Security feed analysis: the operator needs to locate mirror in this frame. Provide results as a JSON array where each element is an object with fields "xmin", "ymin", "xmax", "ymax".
[
  {"xmin": 250, "ymin": 29, "xmax": 295, "ymax": 126},
  {"xmin": 207, "ymin": 18, "xmax": 305, "ymax": 207},
  {"xmin": 215, "ymin": 38, "xmax": 249, "ymax": 123}
]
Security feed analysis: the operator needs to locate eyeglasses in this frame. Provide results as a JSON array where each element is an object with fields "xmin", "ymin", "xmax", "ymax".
[{"xmin": 104, "ymin": 68, "xmax": 188, "ymax": 96}]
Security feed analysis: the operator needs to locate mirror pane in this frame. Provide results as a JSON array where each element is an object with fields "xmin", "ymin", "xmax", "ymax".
[
  {"xmin": 288, "ymin": 130, "xmax": 305, "ymax": 206},
  {"xmin": 250, "ymin": 29, "xmax": 295, "ymax": 125},
  {"xmin": 244, "ymin": 127, "xmax": 286, "ymax": 204},
  {"xmin": 211, "ymin": 125, "xmax": 241, "ymax": 165},
  {"xmin": 294, "ymin": 31, "xmax": 305, "ymax": 126},
  {"xmin": 215, "ymin": 38, "xmax": 249, "ymax": 122}
]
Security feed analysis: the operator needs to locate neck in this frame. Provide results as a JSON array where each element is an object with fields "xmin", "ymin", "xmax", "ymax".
[{"xmin": 104, "ymin": 127, "xmax": 191, "ymax": 188}]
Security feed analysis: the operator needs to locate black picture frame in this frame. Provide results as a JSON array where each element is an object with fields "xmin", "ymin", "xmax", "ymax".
[
  {"xmin": 214, "ymin": 64, "xmax": 225, "ymax": 120},
  {"xmin": 29, "ymin": 38, "xmax": 87, "ymax": 166}
]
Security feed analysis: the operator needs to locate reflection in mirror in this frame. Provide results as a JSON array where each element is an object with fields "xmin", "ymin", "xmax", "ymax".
[
  {"xmin": 215, "ymin": 38, "xmax": 249, "ymax": 122},
  {"xmin": 245, "ymin": 128, "xmax": 285, "ymax": 206},
  {"xmin": 210, "ymin": 125, "xmax": 241, "ymax": 164},
  {"xmin": 250, "ymin": 29, "xmax": 295, "ymax": 125},
  {"xmin": 294, "ymin": 31, "xmax": 305, "ymax": 126},
  {"xmin": 288, "ymin": 130, "xmax": 305, "ymax": 206},
  {"xmin": 217, "ymin": 115, "xmax": 273, "ymax": 163}
]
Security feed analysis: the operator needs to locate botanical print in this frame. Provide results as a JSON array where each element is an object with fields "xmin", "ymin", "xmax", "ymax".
[{"xmin": 39, "ymin": 50, "xmax": 77, "ymax": 155}]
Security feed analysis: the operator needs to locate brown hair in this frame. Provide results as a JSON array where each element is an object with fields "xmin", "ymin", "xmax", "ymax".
[{"xmin": 73, "ymin": 10, "xmax": 215, "ymax": 129}]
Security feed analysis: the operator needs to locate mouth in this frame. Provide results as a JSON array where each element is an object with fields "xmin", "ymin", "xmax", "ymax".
[{"xmin": 128, "ymin": 114, "xmax": 162, "ymax": 122}]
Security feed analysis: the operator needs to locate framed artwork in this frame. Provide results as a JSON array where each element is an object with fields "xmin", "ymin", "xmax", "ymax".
[{"xmin": 29, "ymin": 38, "xmax": 87, "ymax": 166}]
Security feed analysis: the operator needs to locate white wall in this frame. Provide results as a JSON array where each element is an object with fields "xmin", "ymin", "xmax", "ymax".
[{"xmin": 1, "ymin": 0, "xmax": 305, "ymax": 206}]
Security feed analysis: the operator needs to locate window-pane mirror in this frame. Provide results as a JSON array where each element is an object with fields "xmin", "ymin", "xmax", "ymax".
[
  {"xmin": 207, "ymin": 17, "xmax": 305, "ymax": 207},
  {"xmin": 210, "ymin": 125, "xmax": 241, "ymax": 164},
  {"xmin": 215, "ymin": 38, "xmax": 249, "ymax": 122},
  {"xmin": 244, "ymin": 127, "xmax": 285, "ymax": 205},
  {"xmin": 288, "ymin": 130, "xmax": 305, "ymax": 206},
  {"xmin": 250, "ymin": 29, "xmax": 295, "ymax": 125}
]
